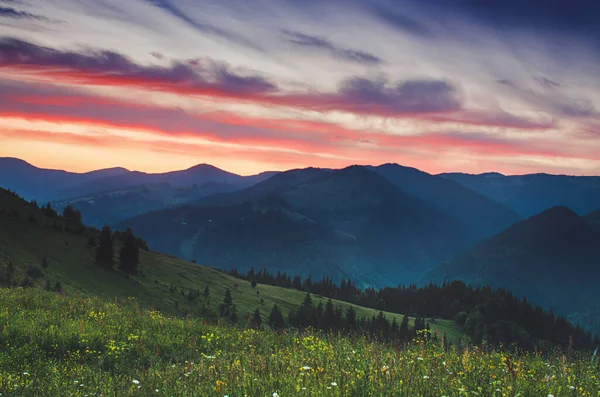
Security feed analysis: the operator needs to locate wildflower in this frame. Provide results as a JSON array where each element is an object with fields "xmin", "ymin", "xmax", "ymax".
[
  {"xmin": 331, "ymin": 382, "xmax": 337, "ymax": 386},
  {"xmin": 548, "ymin": 395, "xmax": 554, "ymax": 397},
  {"xmin": 423, "ymin": 375, "xmax": 429, "ymax": 379},
  {"xmin": 156, "ymin": 390, "xmax": 159, "ymax": 393},
  {"xmin": 273, "ymin": 393, "xmax": 280, "ymax": 397},
  {"xmin": 569, "ymin": 386, "xmax": 575, "ymax": 390},
  {"xmin": 301, "ymin": 366, "xmax": 311, "ymax": 371},
  {"xmin": 23, "ymin": 372, "xmax": 30, "ymax": 376},
  {"xmin": 417, "ymin": 357, "xmax": 424, "ymax": 361},
  {"xmin": 132, "ymin": 380, "xmax": 140, "ymax": 385}
]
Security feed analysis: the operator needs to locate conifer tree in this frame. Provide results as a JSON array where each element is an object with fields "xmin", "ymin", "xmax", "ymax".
[
  {"xmin": 119, "ymin": 228, "xmax": 139, "ymax": 275},
  {"xmin": 252, "ymin": 308, "xmax": 262, "ymax": 328},
  {"xmin": 95, "ymin": 225, "xmax": 114, "ymax": 268},
  {"xmin": 323, "ymin": 298, "xmax": 335, "ymax": 330},
  {"xmin": 345, "ymin": 306, "xmax": 357, "ymax": 329},
  {"xmin": 268, "ymin": 304, "xmax": 285, "ymax": 330}
]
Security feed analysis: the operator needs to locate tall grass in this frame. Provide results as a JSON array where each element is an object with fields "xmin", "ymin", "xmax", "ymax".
[{"xmin": 0, "ymin": 288, "xmax": 598, "ymax": 396}]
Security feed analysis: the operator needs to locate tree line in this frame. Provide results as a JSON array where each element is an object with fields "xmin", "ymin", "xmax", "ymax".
[
  {"xmin": 226, "ymin": 267, "xmax": 598, "ymax": 351},
  {"xmin": 210, "ymin": 286, "xmax": 435, "ymax": 347}
]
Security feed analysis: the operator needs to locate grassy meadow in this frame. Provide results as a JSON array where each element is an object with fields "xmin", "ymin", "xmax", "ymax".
[{"xmin": 1, "ymin": 288, "xmax": 599, "ymax": 396}]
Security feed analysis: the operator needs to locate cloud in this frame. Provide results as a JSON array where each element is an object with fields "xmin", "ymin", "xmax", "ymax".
[
  {"xmin": 145, "ymin": 0, "xmax": 260, "ymax": 49},
  {"xmin": 369, "ymin": 3, "xmax": 432, "ymax": 37},
  {"xmin": 0, "ymin": 37, "xmax": 559, "ymax": 130},
  {"xmin": 0, "ymin": 37, "xmax": 276, "ymax": 96},
  {"xmin": 336, "ymin": 77, "xmax": 461, "ymax": 114},
  {"xmin": 0, "ymin": 5, "xmax": 48, "ymax": 20},
  {"xmin": 282, "ymin": 30, "xmax": 382, "ymax": 65}
]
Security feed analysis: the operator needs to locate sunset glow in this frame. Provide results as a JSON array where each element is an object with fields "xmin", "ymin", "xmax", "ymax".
[{"xmin": 1, "ymin": 0, "xmax": 599, "ymax": 175}]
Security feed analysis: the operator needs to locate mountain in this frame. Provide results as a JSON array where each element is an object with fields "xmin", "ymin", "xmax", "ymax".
[
  {"xmin": 0, "ymin": 187, "xmax": 459, "ymax": 337},
  {"xmin": 370, "ymin": 164, "xmax": 521, "ymax": 237},
  {"xmin": 439, "ymin": 172, "xmax": 600, "ymax": 217},
  {"xmin": 118, "ymin": 166, "xmax": 477, "ymax": 287},
  {"xmin": 426, "ymin": 206, "xmax": 600, "ymax": 330},
  {"xmin": 0, "ymin": 157, "xmax": 276, "ymax": 201},
  {"xmin": 52, "ymin": 182, "xmax": 246, "ymax": 227},
  {"xmin": 0, "ymin": 158, "xmax": 276, "ymax": 225},
  {"xmin": 585, "ymin": 209, "xmax": 600, "ymax": 232}
]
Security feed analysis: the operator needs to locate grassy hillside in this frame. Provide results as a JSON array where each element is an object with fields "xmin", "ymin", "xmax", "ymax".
[
  {"xmin": 1, "ymin": 287, "xmax": 598, "ymax": 396},
  {"xmin": 0, "ymin": 188, "xmax": 461, "ymax": 340}
]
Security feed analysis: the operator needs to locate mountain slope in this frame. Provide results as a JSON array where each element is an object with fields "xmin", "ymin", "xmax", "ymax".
[
  {"xmin": 426, "ymin": 206, "xmax": 600, "ymax": 327},
  {"xmin": 439, "ymin": 172, "xmax": 600, "ymax": 217},
  {"xmin": 371, "ymin": 164, "xmax": 521, "ymax": 237},
  {"xmin": 585, "ymin": 209, "xmax": 600, "ymax": 232},
  {"xmin": 52, "ymin": 182, "xmax": 245, "ymax": 227},
  {"xmin": 119, "ymin": 166, "xmax": 477, "ymax": 286},
  {"xmin": 0, "ymin": 187, "xmax": 460, "ymax": 338}
]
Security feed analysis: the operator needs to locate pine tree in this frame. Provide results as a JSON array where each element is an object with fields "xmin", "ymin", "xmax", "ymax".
[
  {"xmin": 323, "ymin": 298, "xmax": 335, "ymax": 330},
  {"xmin": 95, "ymin": 225, "xmax": 114, "ymax": 268},
  {"xmin": 268, "ymin": 304, "xmax": 285, "ymax": 330},
  {"xmin": 62, "ymin": 205, "xmax": 84, "ymax": 232},
  {"xmin": 119, "ymin": 228, "xmax": 139, "ymax": 275},
  {"xmin": 345, "ymin": 306, "xmax": 357, "ymax": 329},
  {"xmin": 252, "ymin": 308, "xmax": 262, "ymax": 328},
  {"xmin": 203, "ymin": 285, "xmax": 210, "ymax": 299},
  {"xmin": 220, "ymin": 288, "xmax": 235, "ymax": 319},
  {"xmin": 400, "ymin": 314, "xmax": 410, "ymax": 340}
]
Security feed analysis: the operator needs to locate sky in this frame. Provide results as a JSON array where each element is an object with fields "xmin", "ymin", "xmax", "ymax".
[{"xmin": 1, "ymin": 0, "xmax": 599, "ymax": 176}]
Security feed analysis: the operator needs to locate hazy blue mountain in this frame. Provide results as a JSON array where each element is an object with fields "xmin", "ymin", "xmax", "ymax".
[
  {"xmin": 439, "ymin": 172, "xmax": 600, "ymax": 217},
  {"xmin": 118, "ymin": 165, "xmax": 476, "ymax": 286},
  {"xmin": 425, "ymin": 206, "xmax": 600, "ymax": 330},
  {"xmin": 0, "ymin": 157, "xmax": 277, "ymax": 224},
  {"xmin": 370, "ymin": 164, "xmax": 521, "ymax": 237},
  {"xmin": 585, "ymin": 209, "xmax": 600, "ymax": 232},
  {"xmin": 52, "ymin": 182, "xmax": 245, "ymax": 227}
]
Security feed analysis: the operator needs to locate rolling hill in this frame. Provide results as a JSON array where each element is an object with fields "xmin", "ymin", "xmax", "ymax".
[
  {"xmin": 118, "ymin": 166, "xmax": 477, "ymax": 287},
  {"xmin": 425, "ymin": 206, "xmax": 600, "ymax": 331},
  {"xmin": 0, "ymin": 187, "xmax": 460, "ymax": 338},
  {"xmin": 439, "ymin": 171, "xmax": 600, "ymax": 217}
]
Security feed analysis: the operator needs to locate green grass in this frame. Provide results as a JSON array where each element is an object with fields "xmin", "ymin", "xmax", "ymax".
[
  {"xmin": 0, "ymin": 189, "xmax": 461, "ymax": 340},
  {"xmin": 1, "ymin": 288, "xmax": 599, "ymax": 396}
]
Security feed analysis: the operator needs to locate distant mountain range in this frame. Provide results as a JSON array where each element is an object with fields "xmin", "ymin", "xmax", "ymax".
[
  {"xmin": 439, "ymin": 172, "xmax": 600, "ymax": 217},
  {"xmin": 3, "ymin": 157, "xmax": 600, "ymax": 331},
  {"xmin": 117, "ymin": 166, "xmax": 479, "ymax": 287},
  {"xmin": 425, "ymin": 206, "xmax": 600, "ymax": 331},
  {"xmin": 0, "ymin": 158, "xmax": 276, "ymax": 226}
]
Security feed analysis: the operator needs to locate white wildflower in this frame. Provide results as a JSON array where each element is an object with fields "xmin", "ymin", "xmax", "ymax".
[
  {"xmin": 301, "ymin": 366, "xmax": 311, "ymax": 371},
  {"xmin": 423, "ymin": 375, "xmax": 429, "ymax": 379},
  {"xmin": 569, "ymin": 386, "xmax": 575, "ymax": 390},
  {"xmin": 132, "ymin": 379, "xmax": 140, "ymax": 385},
  {"xmin": 23, "ymin": 372, "xmax": 30, "ymax": 376},
  {"xmin": 273, "ymin": 393, "xmax": 280, "ymax": 397},
  {"xmin": 331, "ymin": 382, "xmax": 337, "ymax": 386}
]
